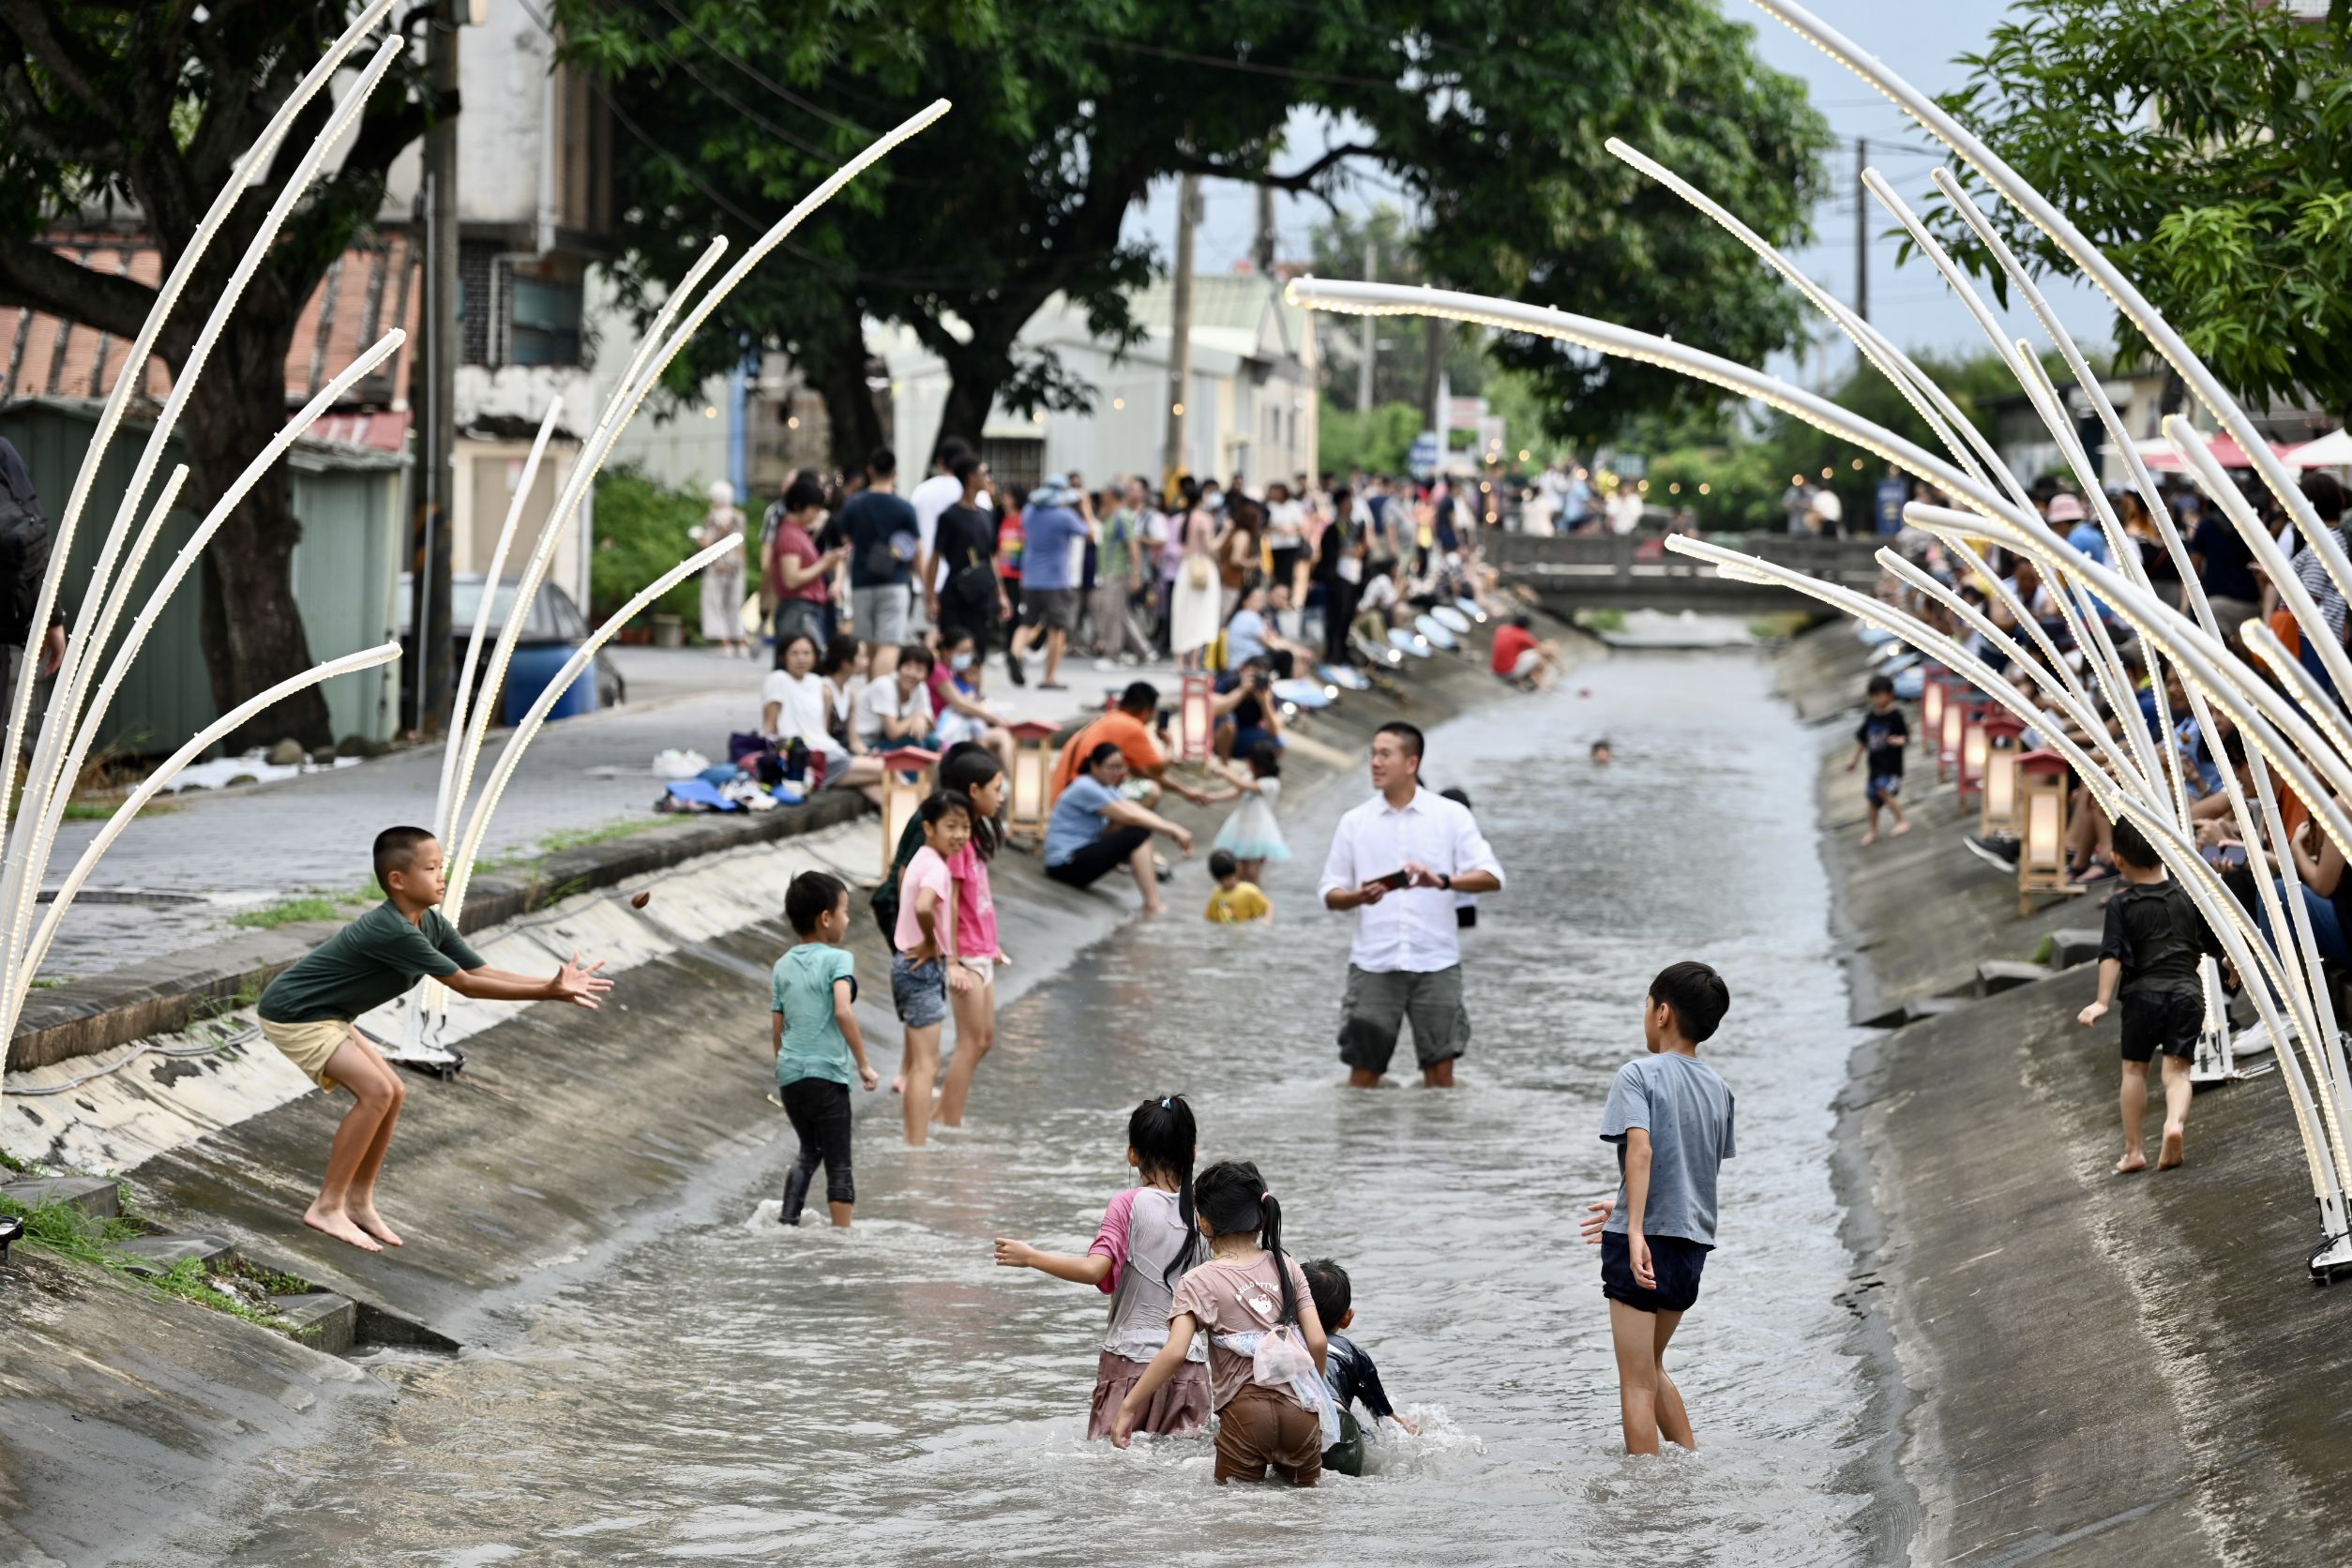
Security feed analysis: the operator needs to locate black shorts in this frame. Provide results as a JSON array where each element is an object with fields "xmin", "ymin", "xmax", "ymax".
[
  {"xmin": 1045, "ymin": 825, "xmax": 1152, "ymax": 890},
  {"xmin": 1600, "ymin": 1229, "xmax": 1709, "ymax": 1314},
  {"xmin": 1022, "ymin": 586, "xmax": 1081, "ymax": 632},
  {"xmin": 2120, "ymin": 989, "xmax": 2203, "ymax": 1064}
]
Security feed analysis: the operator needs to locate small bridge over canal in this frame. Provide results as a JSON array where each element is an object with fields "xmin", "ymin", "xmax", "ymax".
[{"xmin": 1487, "ymin": 532, "xmax": 1888, "ymax": 618}]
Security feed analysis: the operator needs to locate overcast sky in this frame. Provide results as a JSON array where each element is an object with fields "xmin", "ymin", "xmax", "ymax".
[{"xmin": 1122, "ymin": 0, "xmax": 2116, "ymax": 387}]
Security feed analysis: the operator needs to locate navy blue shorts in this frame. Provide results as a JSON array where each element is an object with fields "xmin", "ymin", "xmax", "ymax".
[
  {"xmin": 1600, "ymin": 1229, "xmax": 1709, "ymax": 1314},
  {"xmin": 1866, "ymin": 773, "xmax": 1902, "ymax": 807}
]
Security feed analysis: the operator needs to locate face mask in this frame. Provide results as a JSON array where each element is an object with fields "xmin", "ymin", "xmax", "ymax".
[{"xmin": 950, "ymin": 653, "xmax": 974, "ymax": 671}]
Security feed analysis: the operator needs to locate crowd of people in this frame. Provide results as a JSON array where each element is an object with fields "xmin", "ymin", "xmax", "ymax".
[{"xmin": 1856, "ymin": 466, "xmax": 2352, "ymax": 1180}]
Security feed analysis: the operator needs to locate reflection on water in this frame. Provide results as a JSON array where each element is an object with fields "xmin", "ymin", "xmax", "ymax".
[{"xmin": 176, "ymin": 653, "xmax": 1872, "ymax": 1566}]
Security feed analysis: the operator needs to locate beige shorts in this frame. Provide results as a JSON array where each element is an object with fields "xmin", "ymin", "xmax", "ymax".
[{"xmin": 258, "ymin": 1017, "xmax": 358, "ymax": 1092}]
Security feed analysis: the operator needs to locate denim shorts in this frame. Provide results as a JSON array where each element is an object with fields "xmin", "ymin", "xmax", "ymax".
[
  {"xmin": 1866, "ymin": 772, "xmax": 1902, "ymax": 807},
  {"xmin": 890, "ymin": 952, "xmax": 948, "ymax": 1029}
]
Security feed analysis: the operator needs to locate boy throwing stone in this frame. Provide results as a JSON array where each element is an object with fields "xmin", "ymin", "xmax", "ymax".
[{"xmin": 256, "ymin": 826, "xmax": 611, "ymax": 1251}]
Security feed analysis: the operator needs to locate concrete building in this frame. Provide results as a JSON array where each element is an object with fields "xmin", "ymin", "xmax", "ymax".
[
  {"xmin": 874, "ymin": 271, "xmax": 1318, "ymax": 493},
  {"xmin": 379, "ymin": 7, "xmax": 612, "ymax": 606}
]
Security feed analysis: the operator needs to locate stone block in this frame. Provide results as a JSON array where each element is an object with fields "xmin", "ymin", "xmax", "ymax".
[{"xmin": 273, "ymin": 1291, "xmax": 357, "ymax": 1356}]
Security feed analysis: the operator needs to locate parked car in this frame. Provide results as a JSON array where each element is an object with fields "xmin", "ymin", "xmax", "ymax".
[{"xmin": 397, "ymin": 573, "xmax": 626, "ymax": 721}]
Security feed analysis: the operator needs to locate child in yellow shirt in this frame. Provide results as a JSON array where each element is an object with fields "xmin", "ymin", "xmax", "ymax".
[{"xmin": 1204, "ymin": 849, "xmax": 1273, "ymax": 923}]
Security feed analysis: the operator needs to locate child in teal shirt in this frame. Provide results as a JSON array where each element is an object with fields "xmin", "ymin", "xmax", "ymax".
[{"xmin": 772, "ymin": 869, "xmax": 879, "ymax": 1228}]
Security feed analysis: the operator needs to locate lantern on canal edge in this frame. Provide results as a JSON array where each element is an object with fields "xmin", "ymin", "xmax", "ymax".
[
  {"xmin": 1956, "ymin": 696, "xmax": 1993, "ymax": 809},
  {"xmin": 1978, "ymin": 715, "xmax": 2028, "ymax": 838},
  {"xmin": 1937, "ymin": 677, "xmax": 1968, "ymax": 782},
  {"xmin": 1179, "ymin": 671, "xmax": 1214, "ymax": 764},
  {"xmin": 2016, "ymin": 748, "xmax": 2072, "ymax": 914},
  {"xmin": 877, "ymin": 745, "xmax": 940, "ymax": 876},
  {"xmin": 1920, "ymin": 664, "xmax": 1949, "ymax": 761},
  {"xmin": 1005, "ymin": 719, "xmax": 1060, "ymax": 849}
]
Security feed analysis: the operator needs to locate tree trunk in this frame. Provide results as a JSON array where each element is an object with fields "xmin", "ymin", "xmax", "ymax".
[
  {"xmin": 935, "ymin": 369, "xmax": 999, "ymax": 458},
  {"xmin": 181, "ymin": 334, "xmax": 334, "ymax": 753}
]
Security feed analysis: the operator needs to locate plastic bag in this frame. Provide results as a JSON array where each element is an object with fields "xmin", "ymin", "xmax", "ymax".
[{"xmin": 653, "ymin": 747, "xmax": 710, "ymax": 780}]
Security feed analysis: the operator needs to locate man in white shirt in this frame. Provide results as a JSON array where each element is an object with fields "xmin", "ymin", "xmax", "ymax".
[
  {"xmin": 910, "ymin": 436, "xmax": 990, "ymax": 631},
  {"xmin": 1319, "ymin": 721, "xmax": 1505, "ymax": 1088}
]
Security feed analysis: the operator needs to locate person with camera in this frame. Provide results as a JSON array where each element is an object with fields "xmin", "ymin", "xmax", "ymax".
[{"xmin": 1212, "ymin": 655, "xmax": 1285, "ymax": 763}]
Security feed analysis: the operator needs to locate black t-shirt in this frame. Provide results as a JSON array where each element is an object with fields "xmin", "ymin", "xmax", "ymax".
[
  {"xmin": 1323, "ymin": 1331, "xmax": 1395, "ymax": 1423},
  {"xmin": 1313, "ymin": 516, "xmax": 1354, "ymax": 581},
  {"xmin": 2099, "ymin": 877, "xmax": 2220, "ymax": 998},
  {"xmin": 1855, "ymin": 704, "xmax": 1907, "ymax": 777},
  {"xmin": 2191, "ymin": 514, "xmax": 2260, "ymax": 602},
  {"xmin": 840, "ymin": 490, "xmax": 918, "ymax": 589}
]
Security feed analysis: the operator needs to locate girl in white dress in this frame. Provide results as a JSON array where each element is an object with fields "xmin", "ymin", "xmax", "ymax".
[
  {"xmin": 693, "ymin": 480, "xmax": 748, "ymax": 655},
  {"xmin": 1168, "ymin": 478, "xmax": 1225, "ymax": 667},
  {"xmin": 1213, "ymin": 740, "xmax": 1289, "ymax": 884}
]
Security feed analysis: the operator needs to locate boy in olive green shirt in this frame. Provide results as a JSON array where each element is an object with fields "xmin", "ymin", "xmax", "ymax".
[{"xmin": 257, "ymin": 826, "xmax": 611, "ymax": 1253}]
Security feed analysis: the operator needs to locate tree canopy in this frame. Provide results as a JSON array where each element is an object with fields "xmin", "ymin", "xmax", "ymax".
[
  {"xmin": 556, "ymin": 0, "xmax": 1831, "ymax": 464},
  {"xmin": 1933, "ymin": 0, "xmax": 2352, "ymax": 421},
  {"xmin": 0, "ymin": 4, "xmax": 434, "ymax": 746}
]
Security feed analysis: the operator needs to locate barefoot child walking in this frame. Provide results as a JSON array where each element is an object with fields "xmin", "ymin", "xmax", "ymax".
[
  {"xmin": 894, "ymin": 792, "xmax": 975, "ymax": 1144},
  {"xmin": 2076, "ymin": 820, "xmax": 2222, "ymax": 1173},
  {"xmin": 1110, "ymin": 1160, "xmax": 1334, "ymax": 1485},
  {"xmin": 1845, "ymin": 673, "xmax": 1910, "ymax": 847},
  {"xmin": 991, "ymin": 1094, "xmax": 1211, "ymax": 1438},
  {"xmin": 1579, "ymin": 961, "xmax": 1735, "ymax": 1456},
  {"xmin": 255, "ymin": 827, "xmax": 611, "ymax": 1252},
  {"xmin": 772, "ymin": 870, "xmax": 881, "ymax": 1229}
]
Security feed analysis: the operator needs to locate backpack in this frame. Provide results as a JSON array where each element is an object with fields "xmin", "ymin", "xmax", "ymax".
[
  {"xmin": 868, "ymin": 811, "xmax": 927, "ymax": 949},
  {"xmin": 0, "ymin": 462, "xmax": 50, "ymax": 650}
]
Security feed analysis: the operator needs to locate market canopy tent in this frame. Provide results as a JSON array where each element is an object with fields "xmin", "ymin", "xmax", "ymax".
[{"xmin": 2131, "ymin": 432, "xmax": 2299, "ymax": 471}]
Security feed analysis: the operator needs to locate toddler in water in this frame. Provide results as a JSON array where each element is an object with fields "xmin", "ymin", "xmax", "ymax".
[
  {"xmin": 769, "ymin": 870, "xmax": 880, "ymax": 1229},
  {"xmin": 1204, "ymin": 849, "xmax": 1272, "ymax": 924},
  {"xmin": 1580, "ymin": 960, "xmax": 1736, "ymax": 1456},
  {"xmin": 1213, "ymin": 741, "xmax": 1289, "ymax": 884},
  {"xmin": 1111, "ymin": 1160, "xmax": 1334, "ymax": 1485},
  {"xmin": 992, "ymin": 1095, "xmax": 1211, "ymax": 1439},
  {"xmin": 1303, "ymin": 1259, "xmax": 1419, "ymax": 1476}
]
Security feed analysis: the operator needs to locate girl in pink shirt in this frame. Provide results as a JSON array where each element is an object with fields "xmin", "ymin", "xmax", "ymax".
[
  {"xmin": 936, "ymin": 748, "xmax": 1009, "ymax": 1129},
  {"xmin": 992, "ymin": 1096, "xmax": 1210, "ymax": 1439}
]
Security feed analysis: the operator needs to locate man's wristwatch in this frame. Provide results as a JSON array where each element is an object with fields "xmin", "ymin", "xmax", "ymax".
[{"xmin": 1437, "ymin": 872, "xmax": 1453, "ymax": 891}]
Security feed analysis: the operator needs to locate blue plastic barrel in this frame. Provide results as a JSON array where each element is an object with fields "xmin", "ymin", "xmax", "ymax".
[{"xmin": 502, "ymin": 644, "xmax": 596, "ymax": 725}]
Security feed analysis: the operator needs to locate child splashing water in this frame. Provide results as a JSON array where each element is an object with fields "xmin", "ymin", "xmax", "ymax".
[
  {"xmin": 992, "ymin": 1096, "xmax": 1211, "ymax": 1439},
  {"xmin": 1111, "ymin": 1161, "xmax": 1334, "ymax": 1485},
  {"xmin": 1213, "ymin": 740, "xmax": 1289, "ymax": 885}
]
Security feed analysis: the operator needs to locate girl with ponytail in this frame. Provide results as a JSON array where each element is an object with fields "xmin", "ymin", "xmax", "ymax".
[
  {"xmin": 992, "ymin": 1095, "xmax": 1211, "ymax": 1440},
  {"xmin": 1109, "ymin": 1159, "xmax": 1333, "ymax": 1485}
]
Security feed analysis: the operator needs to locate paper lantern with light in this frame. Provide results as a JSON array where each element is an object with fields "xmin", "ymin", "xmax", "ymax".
[
  {"xmin": 2015, "ymin": 748, "xmax": 2073, "ymax": 914},
  {"xmin": 1937, "ymin": 676, "xmax": 1969, "ymax": 781},
  {"xmin": 1978, "ymin": 714, "xmax": 2028, "ymax": 837},
  {"xmin": 1955, "ymin": 694, "xmax": 1995, "ymax": 809},
  {"xmin": 1004, "ymin": 719, "xmax": 1060, "ymax": 848},
  {"xmin": 1178, "ymin": 671, "xmax": 1214, "ymax": 763},
  {"xmin": 876, "ymin": 746, "xmax": 941, "ymax": 876},
  {"xmin": 1919, "ymin": 664, "xmax": 1949, "ymax": 762}
]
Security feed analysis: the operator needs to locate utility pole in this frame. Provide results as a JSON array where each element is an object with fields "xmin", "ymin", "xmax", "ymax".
[
  {"xmin": 1163, "ymin": 173, "xmax": 1199, "ymax": 502},
  {"xmin": 1854, "ymin": 137, "xmax": 1869, "ymax": 325},
  {"xmin": 1254, "ymin": 182, "xmax": 1276, "ymax": 278},
  {"xmin": 1357, "ymin": 239, "xmax": 1377, "ymax": 413},
  {"xmin": 413, "ymin": 0, "xmax": 460, "ymax": 737}
]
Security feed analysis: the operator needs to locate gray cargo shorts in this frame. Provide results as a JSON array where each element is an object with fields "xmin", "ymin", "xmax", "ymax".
[{"xmin": 1337, "ymin": 962, "xmax": 1469, "ymax": 1074}]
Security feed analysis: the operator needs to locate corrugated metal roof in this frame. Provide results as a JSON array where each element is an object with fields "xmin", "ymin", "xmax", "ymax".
[{"xmin": 0, "ymin": 233, "xmax": 419, "ymax": 445}]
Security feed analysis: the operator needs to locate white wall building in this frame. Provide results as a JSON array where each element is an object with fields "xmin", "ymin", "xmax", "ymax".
[{"xmin": 873, "ymin": 272, "xmax": 1318, "ymax": 493}]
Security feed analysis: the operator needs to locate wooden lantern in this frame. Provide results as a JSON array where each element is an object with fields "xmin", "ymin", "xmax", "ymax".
[
  {"xmin": 1979, "ymin": 715, "xmax": 2028, "ymax": 838},
  {"xmin": 2016, "ymin": 747, "xmax": 2073, "ymax": 913},
  {"xmin": 1005, "ymin": 719, "xmax": 1060, "ymax": 849},
  {"xmin": 1178, "ymin": 671, "xmax": 1214, "ymax": 764},
  {"xmin": 1937, "ymin": 676, "xmax": 1968, "ymax": 781},
  {"xmin": 1955, "ymin": 696, "xmax": 1994, "ymax": 809},
  {"xmin": 877, "ymin": 745, "xmax": 941, "ymax": 876},
  {"xmin": 1920, "ymin": 664, "xmax": 1949, "ymax": 760}
]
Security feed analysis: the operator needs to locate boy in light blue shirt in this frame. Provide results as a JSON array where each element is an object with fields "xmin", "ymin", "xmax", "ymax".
[
  {"xmin": 771, "ymin": 869, "xmax": 879, "ymax": 1229},
  {"xmin": 1581, "ymin": 959, "xmax": 1736, "ymax": 1456}
]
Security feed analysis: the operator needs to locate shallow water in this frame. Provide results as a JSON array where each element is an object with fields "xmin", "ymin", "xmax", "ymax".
[{"xmin": 178, "ymin": 651, "xmax": 1873, "ymax": 1566}]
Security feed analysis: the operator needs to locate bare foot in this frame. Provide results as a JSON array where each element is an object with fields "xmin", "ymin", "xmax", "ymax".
[
  {"xmin": 2159, "ymin": 1125, "xmax": 2185, "ymax": 1169},
  {"xmin": 1860, "ymin": 829, "xmax": 1878, "ymax": 848},
  {"xmin": 1892, "ymin": 821, "xmax": 1912, "ymax": 837},
  {"xmin": 2114, "ymin": 1151, "xmax": 2148, "ymax": 1175},
  {"xmin": 349, "ymin": 1206, "xmax": 404, "ymax": 1246},
  {"xmin": 304, "ymin": 1204, "xmax": 383, "ymax": 1252}
]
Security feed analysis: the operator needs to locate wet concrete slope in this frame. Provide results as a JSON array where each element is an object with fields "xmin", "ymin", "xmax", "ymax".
[{"xmin": 1790, "ymin": 622, "xmax": 2352, "ymax": 1566}]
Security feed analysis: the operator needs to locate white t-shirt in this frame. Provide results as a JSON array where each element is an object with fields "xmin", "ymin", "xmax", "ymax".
[
  {"xmin": 1813, "ymin": 490, "xmax": 1844, "ymax": 527},
  {"xmin": 855, "ymin": 677, "xmax": 935, "ymax": 748},
  {"xmin": 762, "ymin": 669, "xmax": 832, "ymax": 745},
  {"xmin": 1359, "ymin": 575, "xmax": 1397, "ymax": 614},
  {"xmin": 1267, "ymin": 499, "xmax": 1307, "ymax": 547}
]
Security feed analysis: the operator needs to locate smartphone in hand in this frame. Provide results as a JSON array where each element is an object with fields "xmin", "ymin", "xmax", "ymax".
[{"xmin": 1368, "ymin": 868, "xmax": 1412, "ymax": 891}]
